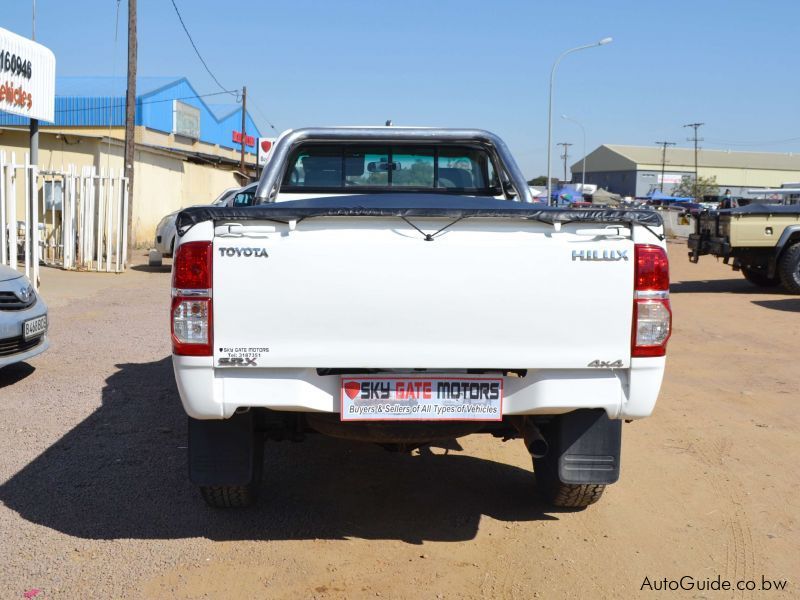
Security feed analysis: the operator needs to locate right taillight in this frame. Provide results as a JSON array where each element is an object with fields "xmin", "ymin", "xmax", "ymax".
[
  {"xmin": 632, "ymin": 244, "xmax": 671, "ymax": 357},
  {"xmin": 172, "ymin": 241, "xmax": 213, "ymax": 356}
]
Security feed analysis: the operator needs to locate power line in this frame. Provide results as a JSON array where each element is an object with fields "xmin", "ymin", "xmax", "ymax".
[
  {"xmin": 169, "ymin": 0, "xmax": 237, "ymax": 99},
  {"xmin": 252, "ymin": 103, "xmax": 278, "ymax": 132}
]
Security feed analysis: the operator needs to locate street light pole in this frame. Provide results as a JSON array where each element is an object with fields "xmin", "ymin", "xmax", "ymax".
[
  {"xmin": 562, "ymin": 114, "xmax": 586, "ymax": 191},
  {"xmin": 546, "ymin": 37, "xmax": 612, "ymax": 205}
]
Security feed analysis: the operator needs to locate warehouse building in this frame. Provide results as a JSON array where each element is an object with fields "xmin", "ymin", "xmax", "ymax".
[
  {"xmin": 571, "ymin": 145, "xmax": 800, "ymax": 198},
  {"xmin": 0, "ymin": 76, "xmax": 262, "ymax": 245}
]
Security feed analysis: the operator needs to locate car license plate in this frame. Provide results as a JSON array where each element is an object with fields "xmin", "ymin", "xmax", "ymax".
[
  {"xmin": 341, "ymin": 376, "xmax": 503, "ymax": 422},
  {"xmin": 23, "ymin": 315, "xmax": 47, "ymax": 341}
]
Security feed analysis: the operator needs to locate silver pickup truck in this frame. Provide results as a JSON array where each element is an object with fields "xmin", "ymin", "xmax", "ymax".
[{"xmin": 172, "ymin": 127, "xmax": 671, "ymax": 509}]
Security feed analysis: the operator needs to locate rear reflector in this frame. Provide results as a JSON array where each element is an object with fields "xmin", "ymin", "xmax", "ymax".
[
  {"xmin": 172, "ymin": 241, "xmax": 213, "ymax": 356},
  {"xmin": 632, "ymin": 244, "xmax": 671, "ymax": 357},
  {"xmin": 634, "ymin": 244, "xmax": 669, "ymax": 291},
  {"xmin": 173, "ymin": 241, "xmax": 212, "ymax": 290}
]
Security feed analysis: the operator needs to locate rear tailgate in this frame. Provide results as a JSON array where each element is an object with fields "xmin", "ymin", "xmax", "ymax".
[{"xmin": 211, "ymin": 217, "xmax": 634, "ymax": 370}]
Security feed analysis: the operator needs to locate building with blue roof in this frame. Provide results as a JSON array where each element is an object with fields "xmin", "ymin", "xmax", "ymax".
[
  {"xmin": 0, "ymin": 76, "xmax": 261, "ymax": 157},
  {"xmin": 0, "ymin": 75, "xmax": 267, "ymax": 245}
]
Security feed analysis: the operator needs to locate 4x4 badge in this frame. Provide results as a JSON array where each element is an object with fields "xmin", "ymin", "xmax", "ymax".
[{"xmin": 588, "ymin": 359, "xmax": 623, "ymax": 368}]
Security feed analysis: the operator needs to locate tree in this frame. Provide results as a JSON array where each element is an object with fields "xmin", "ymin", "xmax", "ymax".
[
  {"xmin": 671, "ymin": 175, "xmax": 719, "ymax": 200},
  {"xmin": 527, "ymin": 176, "xmax": 557, "ymax": 186}
]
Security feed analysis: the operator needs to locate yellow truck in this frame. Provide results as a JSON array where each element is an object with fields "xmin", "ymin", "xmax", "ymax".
[{"xmin": 688, "ymin": 204, "xmax": 800, "ymax": 293}]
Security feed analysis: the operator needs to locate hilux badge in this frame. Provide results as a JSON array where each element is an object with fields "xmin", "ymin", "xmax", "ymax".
[{"xmin": 572, "ymin": 249, "xmax": 628, "ymax": 262}]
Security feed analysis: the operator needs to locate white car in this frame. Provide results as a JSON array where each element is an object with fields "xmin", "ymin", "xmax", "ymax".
[
  {"xmin": 154, "ymin": 184, "xmax": 258, "ymax": 257},
  {"xmin": 171, "ymin": 128, "xmax": 671, "ymax": 509},
  {"xmin": 0, "ymin": 265, "xmax": 49, "ymax": 370}
]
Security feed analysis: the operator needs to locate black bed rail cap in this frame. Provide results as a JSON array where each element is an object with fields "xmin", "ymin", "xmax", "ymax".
[{"xmin": 176, "ymin": 194, "xmax": 662, "ymax": 235}]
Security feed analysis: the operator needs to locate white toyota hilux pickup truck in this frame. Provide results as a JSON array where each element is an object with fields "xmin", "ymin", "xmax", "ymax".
[{"xmin": 171, "ymin": 127, "xmax": 671, "ymax": 509}]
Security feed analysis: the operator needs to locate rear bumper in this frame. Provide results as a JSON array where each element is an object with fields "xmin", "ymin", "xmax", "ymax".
[{"xmin": 173, "ymin": 356, "xmax": 665, "ymax": 421}]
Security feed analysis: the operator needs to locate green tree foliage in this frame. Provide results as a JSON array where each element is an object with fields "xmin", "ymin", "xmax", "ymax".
[
  {"xmin": 671, "ymin": 175, "xmax": 719, "ymax": 200},
  {"xmin": 393, "ymin": 161, "xmax": 434, "ymax": 186},
  {"xmin": 528, "ymin": 175, "xmax": 555, "ymax": 186}
]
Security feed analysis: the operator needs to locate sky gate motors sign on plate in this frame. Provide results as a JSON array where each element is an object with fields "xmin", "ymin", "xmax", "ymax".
[
  {"xmin": 0, "ymin": 27, "xmax": 55, "ymax": 122},
  {"xmin": 341, "ymin": 376, "xmax": 503, "ymax": 422}
]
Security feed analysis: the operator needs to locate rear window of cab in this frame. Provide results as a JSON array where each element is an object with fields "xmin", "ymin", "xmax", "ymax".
[{"xmin": 281, "ymin": 144, "xmax": 500, "ymax": 194}]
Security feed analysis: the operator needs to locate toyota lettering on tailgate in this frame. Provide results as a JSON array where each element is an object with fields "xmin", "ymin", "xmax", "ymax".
[{"xmin": 340, "ymin": 376, "xmax": 503, "ymax": 422}]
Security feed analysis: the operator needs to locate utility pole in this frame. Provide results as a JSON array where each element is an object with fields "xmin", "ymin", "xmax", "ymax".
[
  {"xmin": 240, "ymin": 86, "xmax": 247, "ymax": 174},
  {"xmin": 557, "ymin": 142, "xmax": 573, "ymax": 184},
  {"xmin": 683, "ymin": 122, "xmax": 704, "ymax": 180},
  {"xmin": 655, "ymin": 141, "xmax": 676, "ymax": 192},
  {"xmin": 30, "ymin": 0, "xmax": 37, "ymax": 173},
  {"xmin": 30, "ymin": 0, "xmax": 38, "ymax": 269},
  {"xmin": 124, "ymin": 0, "xmax": 137, "ymax": 259}
]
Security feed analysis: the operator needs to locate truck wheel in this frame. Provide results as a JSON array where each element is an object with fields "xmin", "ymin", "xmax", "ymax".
[
  {"xmin": 189, "ymin": 412, "xmax": 264, "ymax": 508},
  {"xmin": 200, "ymin": 483, "xmax": 259, "ymax": 508},
  {"xmin": 741, "ymin": 266, "xmax": 780, "ymax": 287},
  {"xmin": 533, "ymin": 454, "xmax": 605, "ymax": 509},
  {"xmin": 777, "ymin": 243, "xmax": 800, "ymax": 294}
]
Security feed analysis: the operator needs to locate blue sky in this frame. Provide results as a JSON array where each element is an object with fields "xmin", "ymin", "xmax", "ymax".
[{"xmin": 3, "ymin": 0, "xmax": 799, "ymax": 177}]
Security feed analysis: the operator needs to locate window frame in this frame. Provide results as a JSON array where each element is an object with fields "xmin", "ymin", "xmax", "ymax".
[{"xmin": 279, "ymin": 143, "xmax": 503, "ymax": 195}]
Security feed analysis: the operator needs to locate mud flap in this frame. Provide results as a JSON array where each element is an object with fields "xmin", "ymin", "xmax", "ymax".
[
  {"xmin": 553, "ymin": 409, "xmax": 621, "ymax": 485},
  {"xmin": 188, "ymin": 411, "xmax": 259, "ymax": 486}
]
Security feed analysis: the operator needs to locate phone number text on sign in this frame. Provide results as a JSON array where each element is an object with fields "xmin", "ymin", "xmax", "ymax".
[{"xmin": 340, "ymin": 376, "xmax": 503, "ymax": 422}]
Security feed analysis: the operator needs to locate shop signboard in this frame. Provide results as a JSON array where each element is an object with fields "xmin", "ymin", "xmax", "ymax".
[
  {"xmin": 0, "ymin": 27, "xmax": 55, "ymax": 122},
  {"xmin": 173, "ymin": 99, "xmax": 201, "ymax": 139},
  {"xmin": 257, "ymin": 137, "xmax": 275, "ymax": 166}
]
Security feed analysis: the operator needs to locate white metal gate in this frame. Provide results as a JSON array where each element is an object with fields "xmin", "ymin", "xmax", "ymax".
[{"xmin": 1, "ymin": 151, "xmax": 129, "ymax": 289}]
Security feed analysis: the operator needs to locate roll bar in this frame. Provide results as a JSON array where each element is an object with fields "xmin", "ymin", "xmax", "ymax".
[{"xmin": 254, "ymin": 127, "xmax": 534, "ymax": 204}]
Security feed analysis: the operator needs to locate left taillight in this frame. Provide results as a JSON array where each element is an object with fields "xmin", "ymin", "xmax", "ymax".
[
  {"xmin": 171, "ymin": 241, "xmax": 213, "ymax": 356},
  {"xmin": 632, "ymin": 244, "xmax": 672, "ymax": 358}
]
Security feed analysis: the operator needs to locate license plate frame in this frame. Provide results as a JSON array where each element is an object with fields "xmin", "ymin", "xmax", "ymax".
[
  {"xmin": 340, "ymin": 375, "xmax": 503, "ymax": 422},
  {"xmin": 23, "ymin": 315, "xmax": 47, "ymax": 341}
]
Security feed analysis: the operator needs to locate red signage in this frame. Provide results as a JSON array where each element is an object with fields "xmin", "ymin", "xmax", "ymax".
[
  {"xmin": 232, "ymin": 130, "xmax": 255, "ymax": 147},
  {"xmin": 0, "ymin": 81, "xmax": 33, "ymax": 109}
]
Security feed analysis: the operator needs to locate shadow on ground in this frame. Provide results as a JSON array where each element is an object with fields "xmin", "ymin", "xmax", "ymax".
[
  {"xmin": 671, "ymin": 278, "xmax": 782, "ymax": 295},
  {"xmin": 0, "ymin": 357, "xmax": 558, "ymax": 544},
  {"xmin": 0, "ymin": 362, "xmax": 35, "ymax": 389},
  {"xmin": 751, "ymin": 298, "xmax": 800, "ymax": 312},
  {"xmin": 131, "ymin": 264, "xmax": 171, "ymax": 274}
]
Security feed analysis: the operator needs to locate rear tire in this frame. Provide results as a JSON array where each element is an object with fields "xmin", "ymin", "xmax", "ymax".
[
  {"xmin": 200, "ymin": 483, "xmax": 259, "ymax": 508},
  {"xmin": 191, "ymin": 413, "xmax": 264, "ymax": 509},
  {"xmin": 777, "ymin": 242, "xmax": 800, "ymax": 294},
  {"xmin": 533, "ymin": 452, "xmax": 605, "ymax": 509},
  {"xmin": 741, "ymin": 265, "xmax": 780, "ymax": 288}
]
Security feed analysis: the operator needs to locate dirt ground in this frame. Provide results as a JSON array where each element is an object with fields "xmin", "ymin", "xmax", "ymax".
[{"xmin": 0, "ymin": 241, "xmax": 797, "ymax": 599}]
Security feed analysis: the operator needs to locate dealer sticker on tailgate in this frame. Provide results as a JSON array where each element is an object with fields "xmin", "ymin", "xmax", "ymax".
[{"xmin": 341, "ymin": 376, "xmax": 503, "ymax": 422}]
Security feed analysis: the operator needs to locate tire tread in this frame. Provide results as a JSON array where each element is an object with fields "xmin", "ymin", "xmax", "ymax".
[
  {"xmin": 200, "ymin": 484, "xmax": 256, "ymax": 508},
  {"xmin": 550, "ymin": 482, "xmax": 606, "ymax": 508}
]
